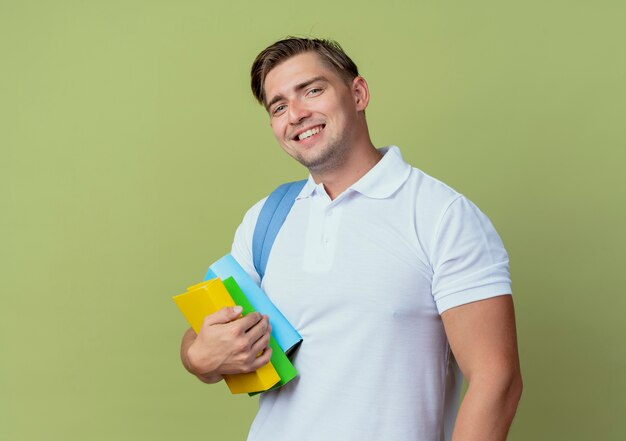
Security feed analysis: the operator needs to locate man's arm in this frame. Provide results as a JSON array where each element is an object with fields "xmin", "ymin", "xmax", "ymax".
[
  {"xmin": 441, "ymin": 295, "xmax": 523, "ymax": 441},
  {"xmin": 180, "ymin": 306, "xmax": 273, "ymax": 384}
]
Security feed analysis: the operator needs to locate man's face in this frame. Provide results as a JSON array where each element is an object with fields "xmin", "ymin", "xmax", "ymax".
[{"xmin": 263, "ymin": 52, "xmax": 361, "ymax": 174}]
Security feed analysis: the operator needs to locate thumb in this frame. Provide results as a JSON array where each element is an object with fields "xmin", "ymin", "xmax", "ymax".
[{"xmin": 202, "ymin": 305, "xmax": 243, "ymax": 327}]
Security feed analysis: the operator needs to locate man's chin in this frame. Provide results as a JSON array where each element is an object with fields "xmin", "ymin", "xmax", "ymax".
[{"xmin": 297, "ymin": 149, "xmax": 346, "ymax": 174}]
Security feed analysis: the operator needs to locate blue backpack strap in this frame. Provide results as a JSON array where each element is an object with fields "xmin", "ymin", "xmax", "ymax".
[{"xmin": 253, "ymin": 180, "xmax": 307, "ymax": 280}]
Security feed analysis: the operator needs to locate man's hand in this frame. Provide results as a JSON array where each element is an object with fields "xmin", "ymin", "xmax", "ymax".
[{"xmin": 180, "ymin": 306, "xmax": 273, "ymax": 384}]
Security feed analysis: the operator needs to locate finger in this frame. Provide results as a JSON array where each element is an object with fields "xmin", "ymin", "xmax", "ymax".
[
  {"xmin": 230, "ymin": 311, "xmax": 264, "ymax": 333},
  {"xmin": 244, "ymin": 315, "xmax": 270, "ymax": 343},
  {"xmin": 249, "ymin": 347, "xmax": 273, "ymax": 371},
  {"xmin": 202, "ymin": 306, "xmax": 243, "ymax": 328},
  {"xmin": 249, "ymin": 330, "xmax": 271, "ymax": 356}
]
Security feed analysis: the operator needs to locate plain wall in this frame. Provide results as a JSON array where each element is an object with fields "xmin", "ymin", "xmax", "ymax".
[{"xmin": 2, "ymin": 1, "xmax": 625, "ymax": 440}]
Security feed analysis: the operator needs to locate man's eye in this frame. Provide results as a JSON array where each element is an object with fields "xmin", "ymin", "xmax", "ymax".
[
  {"xmin": 307, "ymin": 88, "xmax": 323, "ymax": 96},
  {"xmin": 273, "ymin": 105, "xmax": 286, "ymax": 115}
]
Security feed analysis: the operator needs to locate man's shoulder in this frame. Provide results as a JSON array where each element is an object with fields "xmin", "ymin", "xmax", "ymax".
[{"xmin": 405, "ymin": 165, "xmax": 465, "ymax": 211}]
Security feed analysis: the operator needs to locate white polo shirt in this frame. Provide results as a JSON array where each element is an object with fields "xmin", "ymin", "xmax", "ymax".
[{"xmin": 231, "ymin": 146, "xmax": 511, "ymax": 441}]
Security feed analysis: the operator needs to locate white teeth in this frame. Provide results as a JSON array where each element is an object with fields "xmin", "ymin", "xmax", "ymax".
[{"xmin": 297, "ymin": 126, "xmax": 323, "ymax": 140}]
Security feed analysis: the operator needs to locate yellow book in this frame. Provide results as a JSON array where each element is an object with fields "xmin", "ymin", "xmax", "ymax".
[{"xmin": 173, "ymin": 278, "xmax": 280, "ymax": 394}]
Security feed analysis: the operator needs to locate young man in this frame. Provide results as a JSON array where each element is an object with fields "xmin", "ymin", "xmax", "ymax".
[{"xmin": 181, "ymin": 38, "xmax": 522, "ymax": 441}]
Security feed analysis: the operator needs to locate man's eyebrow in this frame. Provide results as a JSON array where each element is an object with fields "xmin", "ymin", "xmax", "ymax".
[{"xmin": 266, "ymin": 76, "xmax": 329, "ymax": 110}]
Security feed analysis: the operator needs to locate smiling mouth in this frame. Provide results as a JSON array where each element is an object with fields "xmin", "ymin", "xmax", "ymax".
[{"xmin": 294, "ymin": 124, "xmax": 325, "ymax": 141}]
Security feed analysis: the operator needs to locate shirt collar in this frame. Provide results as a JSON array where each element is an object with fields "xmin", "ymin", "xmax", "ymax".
[
  {"xmin": 295, "ymin": 175, "xmax": 322, "ymax": 200},
  {"xmin": 349, "ymin": 146, "xmax": 412, "ymax": 198},
  {"xmin": 296, "ymin": 146, "xmax": 412, "ymax": 200}
]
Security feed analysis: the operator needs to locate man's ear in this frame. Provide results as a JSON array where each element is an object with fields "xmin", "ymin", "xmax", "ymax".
[{"xmin": 352, "ymin": 76, "xmax": 370, "ymax": 112}]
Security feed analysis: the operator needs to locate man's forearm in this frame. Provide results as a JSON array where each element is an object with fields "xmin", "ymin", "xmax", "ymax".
[
  {"xmin": 180, "ymin": 327, "xmax": 223, "ymax": 384},
  {"xmin": 451, "ymin": 374, "xmax": 522, "ymax": 441}
]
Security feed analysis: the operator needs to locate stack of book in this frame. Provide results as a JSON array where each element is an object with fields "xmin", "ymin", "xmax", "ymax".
[{"xmin": 173, "ymin": 254, "xmax": 301, "ymax": 395}]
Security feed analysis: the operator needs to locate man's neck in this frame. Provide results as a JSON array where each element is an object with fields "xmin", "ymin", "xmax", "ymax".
[{"xmin": 310, "ymin": 141, "xmax": 382, "ymax": 200}]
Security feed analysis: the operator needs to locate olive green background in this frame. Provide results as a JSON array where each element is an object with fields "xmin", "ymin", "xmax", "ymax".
[{"xmin": 2, "ymin": 1, "xmax": 624, "ymax": 440}]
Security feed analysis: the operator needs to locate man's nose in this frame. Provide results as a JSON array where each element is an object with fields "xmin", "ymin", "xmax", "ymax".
[{"xmin": 288, "ymin": 100, "xmax": 311, "ymax": 125}]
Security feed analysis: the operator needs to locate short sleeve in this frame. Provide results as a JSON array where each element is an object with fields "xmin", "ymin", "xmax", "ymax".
[
  {"xmin": 431, "ymin": 196, "xmax": 512, "ymax": 314},
  {"xmin": 230, "ymin": 197, "xmax": 267, "ymax": 286}
]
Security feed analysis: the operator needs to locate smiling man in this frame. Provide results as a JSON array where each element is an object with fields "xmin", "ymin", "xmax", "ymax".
[{"xmin": 180, "ymin": 38, "xmax": 522, "ymax": 441}]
